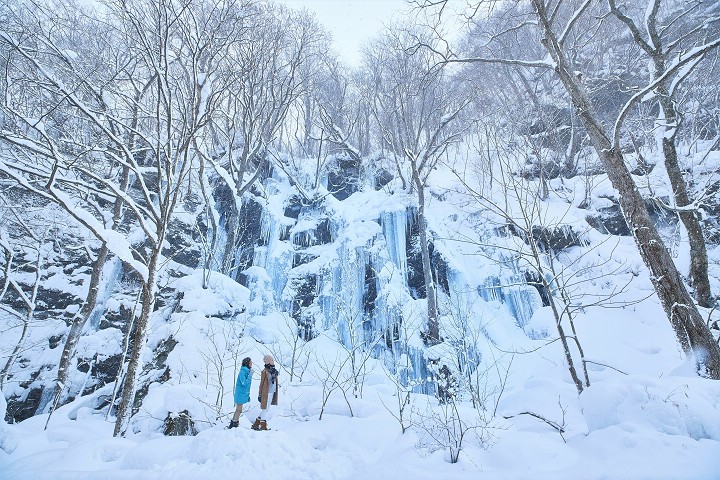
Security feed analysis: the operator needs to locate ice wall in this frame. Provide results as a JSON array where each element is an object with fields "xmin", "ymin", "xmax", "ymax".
[{"xmin": 218, "ymin": 182, "xmax": 544, "ymax": 396}]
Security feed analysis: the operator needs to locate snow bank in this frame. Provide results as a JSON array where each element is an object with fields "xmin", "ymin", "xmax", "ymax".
[{"xmin": 581, "ymin": 375, "xmax": 720, "ymax": 441}]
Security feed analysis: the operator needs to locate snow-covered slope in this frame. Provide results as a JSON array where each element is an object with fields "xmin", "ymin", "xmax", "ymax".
[{"xmin": 1, "ymin": 151, "xmax": 720, "ymax": 479}]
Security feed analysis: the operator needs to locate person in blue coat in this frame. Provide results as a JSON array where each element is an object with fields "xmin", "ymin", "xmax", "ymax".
[{"xmin": 228, "ymin": 357, "xmax": 253, "ymax": 428}]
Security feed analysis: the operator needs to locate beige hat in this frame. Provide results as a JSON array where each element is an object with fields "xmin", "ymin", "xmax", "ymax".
[{"xmin": 263, "ymin": 354, "xmax": 274, "ymax": 365}]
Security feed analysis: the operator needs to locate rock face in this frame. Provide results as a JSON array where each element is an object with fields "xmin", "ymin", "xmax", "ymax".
[
  {"xmin": 327, "ymin": 155, "xmax": 360, "ymax": 201},
  {"xmin": 163, "ymin": 218, "xmax": 203, "ymax": 269},
  {"xmin": 10, "ymin": 142, "xmax": 667, "ymax": 432},
  {"xmin": 530, "ymin": 225, "xmax": 587, "ymax": 252},
  {"xmin": 374, "ymin": 168, "xmax": 394, "ymax": 191},
  {"xmin": 507, "ymin": 222, "xmax": 587, "ymax": 252},
  {"xmin": 404, "ymin": 208, "xmax": 450, "ymax": 300},
  {"xmin": 285, "ymin": 198, "xmax": 333, "ymax": 341},
  {"xmin": 585, "ymin": 197, "xmax": 677, "ymax": 237},
  {"xmin": 5, "ymin": 383, "xmax": 44, "ymax": 424},
  {"xmin": 76, "ymin": 353, "xmax": 123, "ymax": 397},
  {"xmin": 163, "ymin": 410, "xmax": 197, "ymax": 436},
  {"xmin": 233, "ymin": 194, "xmax": 265, "ymax": 284},
  {"xmin": 586, "ymin": 203, "xmax": 632, "ymax": 236}
]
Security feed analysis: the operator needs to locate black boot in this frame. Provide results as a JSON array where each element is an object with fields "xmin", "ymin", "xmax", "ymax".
[{"xmin": 228, "ymin": 420, "xmax": 239, "ymax": 429}]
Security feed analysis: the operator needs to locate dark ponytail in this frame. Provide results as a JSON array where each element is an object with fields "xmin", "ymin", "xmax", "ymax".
[{"xmin": 241, "ymin": 357, "xmax": 252, "ymax": 368}]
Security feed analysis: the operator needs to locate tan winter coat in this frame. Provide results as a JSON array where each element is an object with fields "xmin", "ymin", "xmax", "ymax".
[{"xmin": 259, "ymin": 366, "xmax": 279, "ymax": 409}]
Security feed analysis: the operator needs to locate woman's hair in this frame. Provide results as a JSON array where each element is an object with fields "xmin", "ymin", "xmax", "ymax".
[{"xmin": 241, "ymin": 357, "xmax": 252, "ymax": 368}]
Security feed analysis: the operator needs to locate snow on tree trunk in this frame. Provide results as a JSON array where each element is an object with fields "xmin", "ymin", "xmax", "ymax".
[
  {"xmin": 53, "ymin": 245, "xmax": 108, "ymax": 402},
  {"xmin": 416, "ymin": 181, "xmax": 439, "ymax": 345},
  {"xmin": 113, "ymin": 247, "xmax": 160, "ymax": 437},
  {"xmin": 532, "ymin": 0, "xmax": 720, "ymax": 379},
  {"xmin": 657, "ymin": 89, "xmax": 712, "ymax": 308}
]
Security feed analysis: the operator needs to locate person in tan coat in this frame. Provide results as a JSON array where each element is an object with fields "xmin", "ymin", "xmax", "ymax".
[{"xmin": 252, "ymin": 354, "xmax": 279, "ymax": 431}]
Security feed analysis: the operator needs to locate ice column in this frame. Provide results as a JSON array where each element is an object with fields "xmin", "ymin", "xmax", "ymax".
[
  {"xmin": 380, "ymin": 210, "xmax": 408, "ymax": 284},
  {"xmin": 253, "ymin": 208, "xmax": 293, "ymax": 311}
]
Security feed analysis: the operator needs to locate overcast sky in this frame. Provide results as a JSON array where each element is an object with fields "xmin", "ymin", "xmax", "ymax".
[{"xmin": 277, "ymin": 0, "xmax": 416, "ymax": 66}]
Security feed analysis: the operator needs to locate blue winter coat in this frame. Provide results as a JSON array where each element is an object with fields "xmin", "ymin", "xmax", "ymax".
[{"xmin": 234, "ymin": 366, "xmax": 252, "ymax": 405}]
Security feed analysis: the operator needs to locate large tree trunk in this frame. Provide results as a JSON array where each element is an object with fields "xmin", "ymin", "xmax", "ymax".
[
  {"xmin": 113, "ymin": 246, "xmax": 161, "ymax": 437},
  {"xmin": 53, "ymin": 245, "xmax": 108, "ymax": 399},
  {"xmin": 52, "ymin": 159, "xmax": 132, "ymax": 411},
  {"xmin": 414, "ymin": 173, "xmax": 439, "ymax": 345},
  {"xmin": 532, "ymin": 0, "xmax": 720, "ymax": 378},
  {"xmin": 606, "ymin": 0, "xmax": 713, "ymax": 307}
]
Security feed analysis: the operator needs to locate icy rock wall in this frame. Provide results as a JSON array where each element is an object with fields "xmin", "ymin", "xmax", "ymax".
[{"xmin": 237, "ymin": 189, "xmax": 543, "ymax": 394}]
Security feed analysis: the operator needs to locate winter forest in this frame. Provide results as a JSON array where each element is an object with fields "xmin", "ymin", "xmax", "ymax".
[{"xmin": 0, "ymin": 0, "xmax": 719, "ymax": 478}]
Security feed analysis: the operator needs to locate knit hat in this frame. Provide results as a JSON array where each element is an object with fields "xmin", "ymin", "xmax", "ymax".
[{"xmin": 263, "ymin": 354, "xmax": 274, "ymax": 365}]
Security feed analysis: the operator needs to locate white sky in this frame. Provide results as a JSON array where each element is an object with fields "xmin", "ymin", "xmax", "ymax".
[{"xmin": 277, "ymin": 0, "xmax": 415, "ymax": 66}]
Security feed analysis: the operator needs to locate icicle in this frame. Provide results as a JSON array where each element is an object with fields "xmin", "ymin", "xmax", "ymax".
[
  {"xmin": 253, "ymin": 208, "xmax": 293, "ymax": 307},
  {"xmin": 380, "ymin": 210, "xmax": 408, "ymax": 284},
  {"xmin": 88, "ymin": 256, "xmax": 124, "ymax": 330}
]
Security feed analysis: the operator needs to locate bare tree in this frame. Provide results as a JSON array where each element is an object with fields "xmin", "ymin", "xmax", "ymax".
[
  {"xmin": 381, "ymin": 351, "xmax": 420, "ymax": 435},
  {"xmin": 453, "ymin": 159, "xmax": 602, "ymax": 393},
  {"xmin": 330, "ymin": 261, "xmax": 384, "ymax": 399},
  {"xmin": 0, "ymin": 0, "xmax": 246, "ymax": 435},
  {"xmin": 607, "ymin": 0, "xmax": 715, "ymax": 307},
  {"xmin": 439, "ymin": 0, "xmax": 720, "ymax": 377},
  {"xmin": 362, "ymin": 25, "xmax": 471, "ymax": 345},
  {"xmin": 413, "ymin": 392, "xmax": 496, "ymax": 464},
  {"xmin": 367, "ymin": 285, "xmax": 423, "ymax": 432},
  {"xmin": 438, "ymin": 283, "xmax": 513, "ymax": 412},
  {"xmin": 303, "ymin": 55, "xmax": 369, "ymax": 179},
  {"xmin": 310, "ymin": 349, "xmax": 355, "ymax": 420},
  {"xmin": 266, "ymin": 310, "xmax": 311, "ymax": 383},
  {"xmin": 0, "ymin": 217, "xmax": 46, "ymax": 389},
  {"xmin": 529, "ymin": 0, "xmax": 720, "ymax": 377},
  {"xmin": 209, "ymin": 4, "xmax": 328, "ymax": 276}
]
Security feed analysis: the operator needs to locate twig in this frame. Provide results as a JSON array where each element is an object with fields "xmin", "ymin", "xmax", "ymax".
[
  {"xmin": 583, "ymin": 360, "xmax": 628, "ymax": 375},
  {"xmin": 503, "ymin": 410, "xmax": 566, "ymax": 440}
]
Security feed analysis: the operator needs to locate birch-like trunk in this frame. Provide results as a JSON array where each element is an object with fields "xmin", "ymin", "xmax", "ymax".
[
  {"xmin": 532, "ymin": 0, "xmax": 720, "ymax": 378},
  {"xmin": 113, "ymin": 246, "xmax": 161, "ymax": 437},
  {"xmin": 52, "ymin": 245, "xmax": 108, "ymax": 400},
  {"xmin": 656, "ymin": 86, "xmax": 712, "ymax": 307}
]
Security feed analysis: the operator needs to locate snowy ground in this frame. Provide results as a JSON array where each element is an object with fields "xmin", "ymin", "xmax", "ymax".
[
  {"xmin": 2, "ymin": 153, "xmax": 720, "ymax": 479},
  {"xmin": 2, "ymin": 295, "xmax": 720, "ymax": 480}
]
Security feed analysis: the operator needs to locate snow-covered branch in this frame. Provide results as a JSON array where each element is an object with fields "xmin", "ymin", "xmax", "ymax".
[{"xmin": 612, "ymin": 36, "xmax": 720, "ymax": 151}]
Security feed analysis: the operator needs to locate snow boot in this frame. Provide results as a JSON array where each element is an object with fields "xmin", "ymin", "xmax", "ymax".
[
  {"xmin": 259, "ymin": 420, "xmax": 269, "ymax": 431},
  {"xmin": 228, "ymin": 420, "xmax": 239, "ymax": 429},
  {"xmin": 251, "ymin": 417, "xmax": 262, "ymax": 430}
]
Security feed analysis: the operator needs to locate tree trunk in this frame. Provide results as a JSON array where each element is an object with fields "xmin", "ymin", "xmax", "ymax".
[
  {"xmin": 113, "ymin": 247, "xmax": 160, "ymax": 437},
  {"xmin": 656, "ymin": 88, "xmax": 712, "ymax": 307},
  {"xmin": 533, "ymin": 247, "xmax": 586, "ymax": 393},
  {"xmin": 52, "ymin": 160, "xmax": 132, "ymax": 409},
  {"xmin": 532, "ymin": 0, "xmax": 720, "ymax": 378},
  {"xmin": 605, "ymin": 0, "xmax": 713, "ymax": 307},
  {"xmin": 221, "ymin": 205, "xmax": 238, "ymax": 277},
  {"xmin": 198, "ymin": 153, "xmax": 219, "ymax": 288},
  {"xmin": 564, "ymin": 106, "xmax": 579, "ymax": 177},
  {"xmin": 53, "ymin": 245, "xmax": 108, "ymax": 399},
  {"xmin": 414, "ymin": 173, "xmax": 439, "ymax": 345}
]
